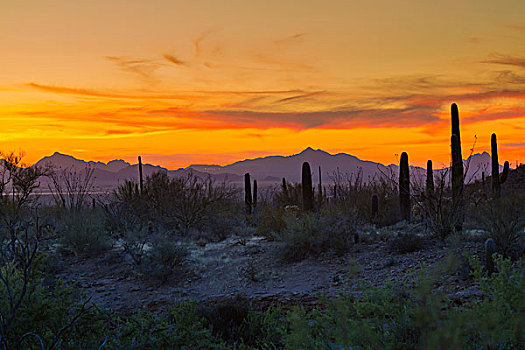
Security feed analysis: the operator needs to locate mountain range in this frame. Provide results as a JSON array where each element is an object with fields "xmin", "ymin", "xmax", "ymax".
[{"xmin": 31, "ymin": 148, "xmax": 498, "ymax": 189}]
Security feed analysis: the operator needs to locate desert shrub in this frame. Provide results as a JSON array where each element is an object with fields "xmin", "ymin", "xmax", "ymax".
[
  {"xmin": 329, "ymin": 170, "xmax": 400, "ymax": 226},
  {"xmin": 120, "ymin": 223, "xmax": 188, "ymax": 281},
  {"xmin": 0, "ymin": 215, "xmax": 103, "ymax": 349},
  {"xmin": 255, "ymin": 203, "xmax": 296, "ymax": 240},
  {"xmin": 413, "ymin": 168, "xmax": 467, "ymax": 239},
  {"xmin": 0, "ymin": 263, "xmax": 106, "ymax": 349},
  {"xmin": 236, "ymin": 306, "xmax": 288, "ymax": 349},
  {"xmin": 199, "ymin": 296, "xmax": 251, "ymax": 343},
  {"xmin": 200, "ymin": 200, "xmax": 243, "ymax": 242},
  {"xmin": 285, "ymin": 255, "xmax": 524, "ymax": 349},
  {"xmin": 119, "ymin": 222, "xmax": 153, "ymax": 266},
  {"xmin": 58, "ymin": 211, "xmax": 111, "ymax": 257},
  {"xmin": 466, "ymin": 255, "xmax": 524, "ymax": 348},
  {"xmin": 108, "ymin": 172, "xmax": 239, "ymax": 236},
  {"xmin": 137, "ymin": 235, "xmax": 188, "ymax": 282},
  {"xmin": 286, "ymin": 280, "xmax": 418, "ymax": 349},
  {"xmin": 469, "ymin": 194, "xmax": 525, "ymax": 259},
  {"xmin": 107, "ymin": 302, "xmax": 225, "ymax": 349},
  {"xmin": 389, "ymin": 233, "xmax": 426, "ymax": 254},
  {"xmin": 47, "ymin": 166, "xmax": 95, "ymax": 213},
  {"xmin": 421, "ymin": 196, "xmax": 463, "ymax": 239},
  {"xmin": 273, "ymin": 182, "xmax": 303, "ymax": 208},
  {"xmin": 143, "ymin": 172, "xmax": 238, "ymax": 235},
  {"xmin": 102, "ymin": 180, "xmax": 149, "ymax": 234},
  {"xmin": 198, "ymin": 296, "xmax": 287, "ymax": 349},
  {"xmin": 278, "ymin": 211, "xmax": 355, "ymax": 262}
]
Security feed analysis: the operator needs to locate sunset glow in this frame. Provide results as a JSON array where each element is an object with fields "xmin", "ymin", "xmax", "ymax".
[{"xmin": 1, "ymin": 0, "xmax": 524, "ymax": 168}]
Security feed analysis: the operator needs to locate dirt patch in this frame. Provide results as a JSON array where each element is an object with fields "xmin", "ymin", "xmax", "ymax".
[{"xmin": 54, "ymin": 230, "xmax": 482, "ymax": 314}]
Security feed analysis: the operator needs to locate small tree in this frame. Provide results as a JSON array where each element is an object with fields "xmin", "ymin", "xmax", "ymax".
[{"xmin": 48, "ymin": 166, "xmax": 95, "ymax": 212}]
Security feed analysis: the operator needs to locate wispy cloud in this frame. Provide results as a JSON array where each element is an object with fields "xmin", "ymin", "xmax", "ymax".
[
  {"xmin": 24, "ymin": 65, "xmax": 525, "ymax": 133},
  {"xmin": 495, "ymin": 70, "xmax": 525, "ymax": 84},
  {"xmin": 162, "ymin": 54, "xmax": 186, "ymax": 66},
  {"xmin": 27, "ymin": 82, "xmax": 186, "ymax": 100},
  {"xmin": 148, "ymin": 107, "xmax": 440, "ymax": 130},
  {"xmin": 482, "ymin": 53, "xmax": 525, "ymax": 69},
  {"xmin": 104, "ymin": 56, "xmax": 163, "ymax": 82},
  {"xmin": 27, "ymin": 82, "xmax": 306, "ymax": 100},
  {"xmin": 274, "ymin": 33, "xmax": 307, "ymax": 45},
  {"xmin": 275, "ymin": 91, "xmax": 325, "ymax": 104},
  {"xmin": 194, "ymin": 30, "xmax": 218, "ymax": 56}
]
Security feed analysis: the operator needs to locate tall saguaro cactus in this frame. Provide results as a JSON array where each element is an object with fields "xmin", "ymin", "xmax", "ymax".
[
  {"xmin": 302, "ymin": 162, "xmax": 313, "ymax": 211},
  {"xmin": 451, "ymin": 103, "xmax": 462, "ymax": 156},
  {"xmin": 450, "ymin": 103, "xmax": 464, "ymax": 209},
  {"xmin": 318, "ymin": 166, "xmax": 323, "ymax": 205},
  {"xmin": 138, "ymin": 155, "xmax": 144, "ymax": 194},
  {"xmin": 244, "ymin": 173, "xmax": 252, "ymax": 215},
  {"xmin": 491, "ymin": 133, "xmax": 510, "ymax": 199},
  {"xmin": 399, "ymin": 152, "xmax": 411, "ymax": 221},
  {"xmin": 426, "ymin": 160, "xmax": 434, "ymax": 198},
  {"xmin": 253, "ymin": 179, "xmax": 258, "ymax": 209}
]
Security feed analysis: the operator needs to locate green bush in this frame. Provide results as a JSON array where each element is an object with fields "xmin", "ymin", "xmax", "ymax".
[
  {"xmin": 106, "ymin": 302, "xmax": 225, "ymax": 349},
  {"xmin": 59, "ymin": 211, "xmax": 111, "ymax": 257},
  {"xmin": 0, "ymin": 257, "xmax": 106, "ymax": 349},
  {"xmin": 278, "ymin": 212, "xmax": 355, "ymax": 262},
  {"xmin": 470, "ymin": 194, "xmax": 525, "ymax": 259},
  {"xmin": 255, "ymin": 204, "xmax": 295, "ymax": 240},
  {"xmin": 198, "ymin": 296, "xmax": 287, "ymax": 349},
  {"xmin": 285, "ymin": 255, "xmax": 524, "ymax": 349},
  {"xmin": 119, "ymin": 223, "xmax": 188, "ymax": 281},
  {"xmin": 137, "ymin": 235, "xmax": 188, "ymax": 282}
]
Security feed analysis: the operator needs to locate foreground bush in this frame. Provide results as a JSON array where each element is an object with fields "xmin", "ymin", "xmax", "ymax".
[
  {"xmin": 2, "ymin": 246, "xmax": 522, "ymax": 349},
  {"xmin": 119, "ymin": 223, "xmax": 188, "ymax": 282},
  {"xmin": 58, "ymin": 211, "xmax": 111, "ymax": 257},
  {"xmin": 278, "ymin": 211, "xmax": 355, "ymax": 262},
  {"xmin": 286, "ymin": 255, "xmax": 524, "ymax": 349},
  {"xmin": 470, "ymin": 194, "xmax": 525, "ymax": 259}
]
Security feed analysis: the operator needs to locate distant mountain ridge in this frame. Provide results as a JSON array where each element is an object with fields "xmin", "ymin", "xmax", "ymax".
[{"xmin": 29, "ymin": 148, "xmax": 499, "ymax": 188}]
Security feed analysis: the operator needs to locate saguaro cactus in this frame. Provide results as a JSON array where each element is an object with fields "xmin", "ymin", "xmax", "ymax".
[
  {"xmin": 399, "ymin": 152, "xmax": 411, "ymax": 221},
  {"xmin": 450, "ymin": 104, "xmax": 464, "ymax": 210},
  {"xmin": 371, "ymin": 194, "xmax": 379, "ymax": 220},
  {"xmin": 302, "ymin": 162, "xmax": 313, "ymax": 211},
  {"xmin": 138, "ymin": 155, "xmax": 144, "ymax": 194},
  {"xmin": 491, "ymin": 133, "xmax": 509, "ymax": 199},
  {"xmin": 426, "ymin": 160, "xmax": 434, "ymax": 198},
  {"xmin": 318, "ymin": 166, "xmax": 323, "ymax": 205},
  {"xmin": 485, "ymin": 238, "xmax": 496, "ymax": 275},
  {"xmin": 245, "ymin": 173, "xmax": 252, "ymax": 215},
  {"xmin": 253, "ymin": 179, "xmax": 258, "ymax": 209},
  {"xmin": 451, "ymin": 103, "xmax": 462, "ymax": 155},
  {"xmin": 282, "ymin": 178, "xmax": 287, "ymax": 193}
]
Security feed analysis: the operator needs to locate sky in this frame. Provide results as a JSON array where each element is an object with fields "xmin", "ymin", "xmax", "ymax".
[{"xmin": 1, "ymin": 0, "xmax": 524, "ymax": 169}]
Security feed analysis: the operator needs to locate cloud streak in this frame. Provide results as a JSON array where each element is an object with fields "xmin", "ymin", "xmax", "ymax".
[
  {"xmin": 482, "ymin": 53, "xmax": 525, "ymax": 69},
  {"xmin": 104, "ymin": 56, "xmax": 162, "ymax": 82},
  {"xmin": 163, "ymin": 54, "xmax": 185, "ymax": 66},
  {"xmin": 24, "ymin": 67, "xmax": 525, "ymax": 133}
]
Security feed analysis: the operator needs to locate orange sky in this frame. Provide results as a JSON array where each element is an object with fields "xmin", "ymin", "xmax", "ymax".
[{"xmin": 1, "ymin": 0, "xmax": 524, "ymax": 168}]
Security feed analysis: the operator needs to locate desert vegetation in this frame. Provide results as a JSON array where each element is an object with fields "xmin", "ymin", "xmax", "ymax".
[{"xmin": 0, "ymin": 104, "xmax": 523, "ymax": 349}]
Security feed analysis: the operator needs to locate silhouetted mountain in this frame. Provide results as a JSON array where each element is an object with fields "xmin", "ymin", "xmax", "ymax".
[
  {"xmin": 188, "ymin": 148, "xmax": 499, "ymax": 184},
  {"xmin": 27, "ymin": 148, "xmax": 500, "ymax": 189}
]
